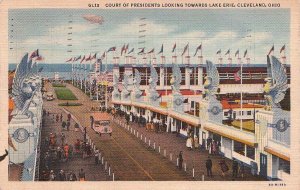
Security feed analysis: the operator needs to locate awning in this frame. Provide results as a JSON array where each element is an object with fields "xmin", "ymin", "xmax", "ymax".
[{"xmin": 264, "ymin": 146, "xmax": 290, "ymax": 161}]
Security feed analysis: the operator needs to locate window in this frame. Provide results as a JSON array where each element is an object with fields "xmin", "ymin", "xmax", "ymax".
[
  {"xmin": 191, "ymin": 101, "xmax": 195, "ymax": 108},
  {"xmin": 279, "ymin": 158, "xmax": 290, "ymax": 174},
  {"xmin": 234, "ymin": 141, "xmax": 245, "ymax": 156},
  {"xmin": 224, "ymin": 112, "xmax": 228, "ymax": 116},
  {"xmin": 246, "ymin": 145, "xmax": 255, "ymax": 160},
  {"xmin": 247, "ymin": 111, "xmax": 252, "ymax": 116}
]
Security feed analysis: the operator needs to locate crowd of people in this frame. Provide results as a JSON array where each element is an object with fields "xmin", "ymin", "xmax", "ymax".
[{"xmin": 40, "ymin": 109, "xmax": 95, "ymax": 181}]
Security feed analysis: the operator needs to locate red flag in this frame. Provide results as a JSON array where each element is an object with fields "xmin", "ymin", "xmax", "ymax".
[
  {"xmin": 85, "ymin": 54, "xmax": 91, "ymax": 61},
  {"xmin": 80, "ymin": 55, "xmax": 86, "ymax": 63},
  {"xmin": 234, "ymin": 70, "xmax": 241, "ymax": 81},
  {"xmin": 172, "ymin": 43, "xmax": 176, "ymax": 53},
  {"xmin": 91, "ymin": 53, "xmax": 97, "ymax": 60},
  {"xmin": 125, "ymin": 44, "xmax": 129, "ymax": 53},
  {"xmin": 36, "ymin": 56, "xmax": 44, "ymax": 61},
  {"xmin": 30, "ymin": 49, "xmax": 39, "ymax": 59},
  {"xmin": 66, "ymin": 57, "xmax": 73, "ymax": 62},
  {"xmin": 121, "ymin": 44, "xmax": 126, "ymax": 56}
]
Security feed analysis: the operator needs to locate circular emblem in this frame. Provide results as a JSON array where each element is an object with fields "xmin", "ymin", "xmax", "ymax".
[
  {"xmin": 276, "ymin": 119, "xmax": 289, "ymax": 132},
  {"xmin": 211, "ymin": 106, "xmax": 221, "ymax": 115},
  {"xmin": 13, "ymin": 128, "xmax": 29, "ymax": 143},
  {"xmin": 175, "ymin": 98, "xmax": 183, "ymax": 106}
]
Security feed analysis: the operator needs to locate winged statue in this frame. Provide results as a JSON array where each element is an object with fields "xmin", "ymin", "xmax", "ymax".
[
  {"xmin": 11, "ymin": 53, "xmax": 37, "ymax": 116},
  {"xmin": 122, "ymin": 73, "xmax": 131, "ymax": 98},
  {"xmin": 148, "ymin": 65, "xmax": 160, "ymax": 101},
  {"xmin": 264, "ymin": 55, "xmax": 288, "ymax": 110},
  {"xmin": 133, "ymin": 69, "xmax": 143, "ymax": 98},
  {"xmin": 112, "ymin": 74, "xmax": 120, "ymax": 99},
  {"xmin": 203, "ymin": 60, "xmax": 219, "ymax": 99},
  {"xmin": 170, "ymin": 63, "xmax": 182, "ymax": 94}
]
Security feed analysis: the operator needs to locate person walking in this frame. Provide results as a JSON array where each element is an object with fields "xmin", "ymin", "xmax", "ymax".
[
  {"xmin": 78, "ymin": 168, "xmax": 86, "ymax": 181},
  {"xmin": 239, "ymin": 162, "xmax": 245, "ymax": 178},
  {"xmin": 69, "ymin": 171, "xmax": 77, "ymax": 181},
  {"xmin": 178, "ymin": 151, "xmax": 183, "ymax": 170},
  {"xmin": 49, "ymin": 170, "xmax": 56, "ymax": 181},
  {"xmin": 219, "ymin": 157, "xmax": 229, "ymax": 177},
  {"xmin": 56, "ymin": 114, "xmax": 59, "ymax": 123},
  {"xmin": 63, "ymin": 143, "xmax": 70, "ymax": 161},
  {"xmin": 206, "ymin": 156, "xmax": 213, "ymax": 177},
  {"xmin": 60, "ymin": 133, "xmax": 65, "ymax": 146},
  {"xmin": 60, "ymin": 113, "xmax": 63, "ymax": 122},
  {"xmin": 232, "ymin": 159, "xmax": 239, "ymax": 178},
  {"xmin": 56, "ymin": 147, "xmax": 62, "ymax": 161},
  {"xmin": 67, "ymin": 113, "xmax": 71, "ymax": 121},
  {"xmin": 58, "ymin": 170, "xmax": 66, "ymax": 181},
  {"xmin": 94, "ymin": 149, "xmax": 99, "ymax": 165},
  {"xmin": 61, "ymin": 121, "xmax": 66, "ymax": 130},
  {"xmin": 66, "ymin": 120, "xmax": 70, "ymax": 131}
]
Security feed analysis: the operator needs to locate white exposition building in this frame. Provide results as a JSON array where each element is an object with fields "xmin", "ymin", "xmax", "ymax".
[{"xmin": 112, "ymin": 54, "xmax": 291, "ymax": 181}]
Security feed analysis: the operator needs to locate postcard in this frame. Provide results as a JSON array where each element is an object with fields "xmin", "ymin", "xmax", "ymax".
[{"xmin": 0, "ymin": 0, "xmax": 299, "ymax": 189}]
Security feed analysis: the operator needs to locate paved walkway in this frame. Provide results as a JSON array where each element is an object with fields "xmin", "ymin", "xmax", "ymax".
[
  {"xmin": 50, "ymin": 83, "xmax": 191, "ymax": 181},
  {"xmin": 38, "ymin": 82, "xmax": 108, "ymax": 181},
  {"xmin": 114, "ymin": 117, "xmax": 265, "ymax": 181}
]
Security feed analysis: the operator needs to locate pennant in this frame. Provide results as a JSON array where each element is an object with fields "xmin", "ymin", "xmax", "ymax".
[
  {"xmin": 157, "ymin": 44, "xmax": 163, "ymax": 54},
  {"xmin": 100, "ymin": 52, "xmax": 106, "ymax": 60},
  {"xmin": 148, "ymin": 48, "xmax": 154, "ymax": 54},
  {"xmin": 125, "ymin": 44, "xmax": 129, "ymax": 53},
  {"xmin": 107, "ymin": 46, "xmax": 116, "ymax": 52},
  {"xmin": 74, "ymin": 55, "xmax": 81, "ymax": 61},
  {"xmin": 181, "ymin": 43, "xmax": 189, "ymax": 56},
  {"xmin": 244, "ymin": 49, "xmax": 248, "ymax": 58},
  {"xmin": 172, "ymin": 43, "xmax": 176, "ymax": 53},
  {"xmin": 91, "ymin": 53, "xmax": 97, "ymax": 60},
  {"xmin": 225, "ymin": 49, "xmax": 230, "ymax": 56},
  {"xmin": 280, "ymin": 45, "xmax": 285, "ymax": 53},
  {"xmin": 216, "ymin": 49, "xmax": 221, "ymax": 55},
  {"xmin": 234, "ymin": 70, "xmax": 241, "ymax": 81},
  {"xmin": 268, "ymin": 45, "xmax": 274, "ymax": 56},
  {"xmin": 85, "ymin": 54, "xmax": 92, "ymax": 61},
  {"xmin": 193, "ymin": 44, "xmax": 202, "ymax": 57},
  {"xmin": 128, "ymin": 48, "xmax": 134, "ymax": 54},
  {"xmin": 66, "ymin": 58, "xmax": 73, "ymax": 63},
  {"xmin": 30, "ymin": 49, "xmax": 39, "ymax": 59},
  {"xmin": 138, "ymin": 48, "xmax": 145, "ymax": 55},
  {"xmin": 235, "ymin": 50, "xmax": 239, "ymax": 57},
  {"xmin": 80, "ymin": 55, "xmax": 86, "ymax": 63},
  {"xmin": 121, "ymin": 44, "xmax": 126, "ymax": 56}
]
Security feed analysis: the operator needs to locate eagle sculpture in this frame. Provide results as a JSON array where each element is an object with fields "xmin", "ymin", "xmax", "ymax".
[
  {"xmin": 122, "ymin": 73, "xmax": 131, "ymax": 98},
  {"xmin": 170, "ymin": 63, "xmax": 182, "ymax": 94},
  {"xmin": 11, "ymin": 53, "xmax": 38, "ymax": 116},
  {"xmin": 203, "ymin": 60, "xmax": 219, "ymax": 100},
  {"xmin": 133, "ymin": 69, "xmax": 143, "ymax": 98},
  {"xmin": 148, "ymin": 65, "xmax": 160, "ymax": 101},
  {"xmin": 264, "ymin": 55, "xmax": 288, "ymax": 110}
]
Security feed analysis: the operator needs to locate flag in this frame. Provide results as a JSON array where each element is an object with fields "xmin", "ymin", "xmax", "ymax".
[
  {"xmin": 172, "ymin": 43, "xmax": 176, "ymax": 53},
  {"xmin": 181, "ymin": 43, "xmax": 189, "ymax": 56},
  {"xmin": 138, "ymin": 48, "xmax": 145, "ymax": 55},
  {"xmin": 80, "ymin": 55, "xmax": 86, "ymax": 63},
  {"xmin": 121, "ymin": 44, "xmax": 126, "ymax": 56},
  {"xmin": 91, "ymin": 53, "xmax": 97, "ymax": 60},
  {"xmin": 66, "ymin": 57, "xmax": 73, "ymax": 62},
  {"xmin": 74, "ymin": 55, "xmax": 81, "ymax": 61},
  {"xmin": 36, "ymin": 56, "xmax": 44, "ymax": 61},
  {"xmin": 193, "ymin": 44, "xmax": 202, "ymax": 57},
  {"xmin": 38, "ymin": 67, "xmax": 43, "ymax": 72},
  {"xmin": 100, "ymin": 52, "xmax": 106, "ymax": 60},
  {"xmin": 280, "ymin": 45, "xmax": 285, "ymax": 53},
  {"xmin": 148, "ymin": 48, "xmax": 154, "ymax": 54},
  {"xmin": 234, "ymin": 70, "xmax": 241, "ymax": 81},
  {"xmin": 225, "ymin": 49, "xmax": 230, "ymax": 56},
  {"xmin": 216, "ymin": 49, "xmax": 221, "ymax": 55},
  {"xmin": 157, "ymin": 44, "xmax": 163, "ymax": 54},
  {"xmin": 107, "ymin": 46, "xmax": 116, "ymax": 52},
  {"xmin": 128, "ymin": 48, "xmax": 134, "ymax": 54},
  {"xmin": 85, "ymin": 54, "xmax": 92, "ymax": 61},
  {"xmin": 244, "ymin": 49, "xmax": 248, "ymax": 58},
  {"xmin": 268, "ymin": 45, "xmax": 274, "ymax": 56},
  {"xmin": 235, "ymin": 49, "xmax": 239, "ymax": 57},
  {"xmin": 30, "ymin": 49, "xmax": 39, "ymax": 59},
  {"xmin": 125, "ymin": 44, "xmax": 129, "ymax": 53}
]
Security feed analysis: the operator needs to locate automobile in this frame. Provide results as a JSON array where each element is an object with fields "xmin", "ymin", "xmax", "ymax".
[
  {"xmin": 91, "ymin": 112, "xmax": 112, "ymax": 136},
  {"xmin": 46, "ymin": 93, "xmax": 54, "ymax": 101}
]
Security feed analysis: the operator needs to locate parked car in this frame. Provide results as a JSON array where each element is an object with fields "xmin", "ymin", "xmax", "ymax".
[
  {"xmin": 46, "ymin": 93, "xmax": 54, "ymax": 101},
  {"xmin": 91, "ymin": 112, "xmax": 112, "ymax": 136}
]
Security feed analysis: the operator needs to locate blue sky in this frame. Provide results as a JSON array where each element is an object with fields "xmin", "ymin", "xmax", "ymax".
[{"xmin": 9, "ymin": 8, "xmax": 289, "ymax": 64}]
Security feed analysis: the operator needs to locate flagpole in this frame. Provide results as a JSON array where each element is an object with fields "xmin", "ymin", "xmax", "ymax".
[
  {"xmin": 240, "ymin": 59, "xmax": 243, "ymax": 131},
  {"xmin": 72, "ymin": 62, "xmax": 74, "ymax": 85},
  {"xmin": 80, "ymin": 62, "xmax": 83, "ymax": 89}
]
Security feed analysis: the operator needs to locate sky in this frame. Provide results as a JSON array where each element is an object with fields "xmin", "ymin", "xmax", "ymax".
[{"xmin": 8, "ymin": 8, "xmax": 290, "ymax": 64}]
